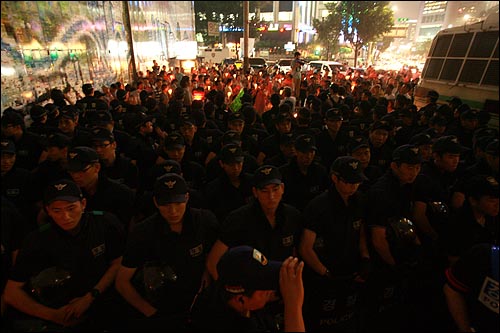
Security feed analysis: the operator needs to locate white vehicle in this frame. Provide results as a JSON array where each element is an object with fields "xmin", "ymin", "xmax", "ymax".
[
  {"xmin": 416, "ymin": 10, "xmax": 498, "ymax": 127},
  {"xmin": 276, "ymin": 58, "xmax": 293, "ymax": 73},
  {"xmin": 307, "ymin": 61, "xmax": 348, "ymax": 76}
]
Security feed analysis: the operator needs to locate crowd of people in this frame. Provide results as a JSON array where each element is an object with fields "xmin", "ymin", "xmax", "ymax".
[{"xmin": 1, "ymin": 54, "xmax": 498, "ymax": 332}]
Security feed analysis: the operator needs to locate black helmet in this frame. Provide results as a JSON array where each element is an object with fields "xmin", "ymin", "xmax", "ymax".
[
  {"xmin": 27, "ymin": 267, "xmax": 73, "ymax": 308},
  {"xmin": 386, "ymin": 217, "xmax": 420, "ymax": 266},
  {"xmin": 132, "ymin": 261, "xmax": 178, "ymax": 307}
]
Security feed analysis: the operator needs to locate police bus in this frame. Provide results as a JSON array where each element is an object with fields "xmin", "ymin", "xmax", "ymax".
[{"xmin": 414, "ymin": 11, "xmax": 499, "ymax": 127}]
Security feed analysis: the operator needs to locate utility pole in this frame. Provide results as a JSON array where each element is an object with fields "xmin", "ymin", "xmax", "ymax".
[
  {"xmin": 243, "ymin": 1, "xmax": 249, "ymax": 73},
  {"xmin": 123, "ymin": 1, "xmax": 138, "ymax": 83}
]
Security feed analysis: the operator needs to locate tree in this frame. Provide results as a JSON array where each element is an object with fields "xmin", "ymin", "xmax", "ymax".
[
  {"xmin": 331, "ymin": 1, "xmax": 394, "ymax": 66},
  {"xmin": 312, "ymin": 5, "xmax": 343, "ymax": 61},
  {"xmin": 194, "ymin": 1, "xmax": 243, "ymax": 45}
]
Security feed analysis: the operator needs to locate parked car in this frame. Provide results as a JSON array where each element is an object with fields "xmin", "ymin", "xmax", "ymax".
[
  {"xmin": 307, "ymin": 61, "xmax": 348, "ymax": 76},
  {"xmin": 248, "ymin": 57, "xmax": 267, "ymax": 73},
  {"xmin": 276, "ymin": 58, "xmax": 293, "ymax": 73}
]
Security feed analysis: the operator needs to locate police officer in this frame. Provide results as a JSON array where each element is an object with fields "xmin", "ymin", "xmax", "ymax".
[
  {"xmin": 3, "ymin": 179, "xmax": 125, "ymax": 331},
  {"xmin": 1, "ymin": 112, "xmax": 47, "ymax": 171},
  {"xmin": 31, "ymin": 133, "xmax": 72, "ymax": 215},
  {"xmin": 178, "ymin": 114, "xmax": 211, "ymax": 167},
  {"xmin": 264, "ymin": 132, "xmax": 297, "ymax": 168},
  {"xmin": 367, "ymin": 120, "xmax": 395, "ymax": 172},
  {"xmin": 126, "ymin": 112, "xmax": 158, "ymax": 187},
  {"xmin": 446, "ymin": 175, "xmax": 499, "ymax": 264},
  {"xmin": 412, "ymin": 135, "xmax": 466, "ymax": 243},
  {"xmin": 191, "ymin": 246, "xmax": 305, "ymax": 332},
  {"xmin": 84, "ymin": 110, "xmax": 133, "ymax": 159},
  {"xmin": 56, "ymin": 105, "xmax": 93, "ymax": 148},
  {"xmin": 364, "ymin": 144, "xmax": 424, "ymax": 331},
  {"xmin": 279, "ymin": 134, "xmax": 329, "ymax": 212},
  {"xmin": 257, "ymin": 111, "xmax": 294, "ymax": 165},
  {"xmin": 225, "ymin": 112, "xmax": 259, "ymax": 158},
  {"xmin": 76, "ymin": 83, "xmax": 110, "ymax": 128},
  {"xmin": 66, "ymin": 146, "xmax": 136, "ymax": 230},
  {"xmin": 315, "ymin": 108, "xmax": 349, "ymax": 171},
  {"xmin": 347, "ymin": 135, "xmax": 384, "ymax": 194},
  {"xmin": 299, "ymin": 156, "xmax": 370, "ymax": 331},
  {"xmin": 206, "ymin": 165, "xmax": 303, "ymax": 280},
  {"xmin": 115, "ymin": 173, "xmax": 219, "ymax": 330},
  {"xmin": 156, "ymin": 132, "xmax": 207, "ymax": 190},
  {"xmin": 90, "ymin": 127, "xmax": 139, "ymax": 191},
  {"xmin": 204, "ymin": 144, "xmax": 254, "ymax": 222},
  {"xmin": 205, "ymin": 130, "xmax": 258, "ymax": 182},
  {"xmin": 450, "ymin": 139, "xmax": 498, "ymax": 210},
  {"xmin": 1, "ymin": 139, "xmax": 37, "ymax": 224}
]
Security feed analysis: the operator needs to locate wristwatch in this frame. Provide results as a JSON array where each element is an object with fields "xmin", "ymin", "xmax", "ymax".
[{"xmin": 90, "ymin": 288, "xmax": 101, "ymax": 299}]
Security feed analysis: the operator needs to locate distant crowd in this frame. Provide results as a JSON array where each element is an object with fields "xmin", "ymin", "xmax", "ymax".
[{"xmin": 0, "ymin": 57, "xmax": 498, "ymax": 332}]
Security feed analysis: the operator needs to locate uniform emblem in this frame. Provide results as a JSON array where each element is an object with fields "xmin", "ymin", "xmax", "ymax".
[
  {"xmin": 451, "ymin": 137, "xmax": 458, "ymax": 144},
  {"xmin": 282, "ymin": 235, "xmax": 294, "ymax": 247},
  {"xmin": 260, "ymin": 167, "xmax": 272, "ymax": 175},
  {"xmin": 189, "ymin": 244, "xmax": 203, "ymax": 257},
  {"xmin": 91, "ymin": 243, "xmax": 105, "ymax": 257},
  {"xmin": 54, "ymin": 183, "xmax": 67, "ymax": 191},
  {"xmin": 163, "ymin": 165, "xmax": 174, "ymax": 172},
  {"xmin": 304, "ymin": 137, "xmax": 311, "ymax": 143},
  {"xmin": 349, "ymin": 161, "xmax": 358, "ymax": 170},
  {"xmin": 252, "ymin": 249, "xmax": 268, "ymax": 265},
  {"xmin": 165, "ymin": 180, "xmax": 176, "ymax": 189},
  {"xmin": 352, "ymin": 219, "xmax": 362, "ymax": 231},
  {"xmin": 229, "ymin": 147, "xmax": 237, "ymax": 153},
  {"xmin": 69, "ymin": 152, "xmax": 78, "ymax": 159},
  {"xmin": 410, "ymin": 147, "xmax": 419, "ymax": 155},
  {"xmin": 0, "ymin": 141, "xmax": 8, "ymax": 147}
]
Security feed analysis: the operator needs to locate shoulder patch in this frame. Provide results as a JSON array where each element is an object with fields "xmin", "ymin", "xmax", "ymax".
[{"xmin": 91, "ymin": 210, "xmax": 104, "ymax": 216}]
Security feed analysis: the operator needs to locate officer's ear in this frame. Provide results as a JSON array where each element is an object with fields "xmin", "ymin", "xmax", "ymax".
[
  {"xmin": 390, "ymin": 161, "xmax": 399, "ymax": 173},
  {"xmin": 80, "ymin": 198, "xmax": 87, "ymax": 211}
]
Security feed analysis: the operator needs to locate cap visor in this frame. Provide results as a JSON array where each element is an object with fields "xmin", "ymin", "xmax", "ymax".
[
  {"xmin": 251, "ymin": 260, "xmax": 282, "ymax": 290},
  {"xmin": 155, "ymin": 194, "xmax": 188, "ymax": 205},
  {"xmin": 222, "ymin": 156, "xmax": 244, "ymax": 163},
  {"xmin": 66, "ymin": 162, "xmax": 89, "ymax": 172},
  {"xmin": 45, "ymin": 196, "xmax": 81, "ymax": 205},
  {"xmin": 256, "ymin": 179, "xmax": 282, "ymax": 189}
]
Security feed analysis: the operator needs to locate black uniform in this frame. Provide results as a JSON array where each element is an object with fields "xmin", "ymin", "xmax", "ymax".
[
  {"xmin": 82, "ymin": 175, "xmax": 136, "ymax": 230},
  {"xmin": 279, "ymin": 158, "xmax": 329, "ymax": 212},
  {"xmin": 204, "ymin": 172, "xmax": 254, "ymax": 222},
  {"xmin": 220, "ymin": 200, "xmax": 303, "ymax": 261},
  {"xmin": 446, "ymin": 201, "xmax": 499, "ymax": 259},
  {"xmin": 7, "ymin": 211, "xmax": 125, "ymax": 329},
  {"xmin": 121, "ymin": 209, "xmax": 219, "ymax": 314},
  {"xmin": 99, "ymin": 154, "xmax": 139, "ymax": 190}
]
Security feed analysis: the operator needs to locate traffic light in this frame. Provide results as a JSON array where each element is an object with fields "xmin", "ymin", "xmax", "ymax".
[{"xmin": 279, "ymin": 27, "xmax": 285, "ymax": 33}]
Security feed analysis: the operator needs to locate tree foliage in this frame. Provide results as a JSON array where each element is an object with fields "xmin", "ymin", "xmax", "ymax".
[
  {"xmin": 312, "ymin": 4, "xmax": 343, "ymax": 60},
  {"xmin": 320, "ymin": 1, "xmax": 394, "ymax": 65},
  {"xmin": 194, "ymin": 1, "xmax": 243, "ymax": 44}
]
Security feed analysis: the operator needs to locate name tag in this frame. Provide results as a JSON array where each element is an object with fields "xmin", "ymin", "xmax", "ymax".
[
  {"xmin": 282, "ymin": 235, "xmax": 294, "ymax": 247},
  {"xmin": 478, "ymin": 276, "xmax": 499, "ymax": 314},
  {"xmin": 352, "ymin": 219, "xmax": 362, "ymax": 231},
  {"xmin": 6, "ymin": 188, "xmax": 20, "ymax": 196},
  {"xmin": 91, "ymin": 243, "xmax": 106, "ymax": 257},
  {"xmin": 189, "ymin": 244, "xmax": 203, "ymax": 258}
]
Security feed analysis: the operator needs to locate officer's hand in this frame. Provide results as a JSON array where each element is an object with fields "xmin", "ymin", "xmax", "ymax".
[
  {"xmin": 64, "ymin": 294, "xmax": 93, "ymax": 320},
  {"xmin": 279, "ymin": 257, "xmax": 304, "ymax": 308},
  {"xmin": 51, "ymin": 306, "xmax": 84, "ymax": 327}
]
